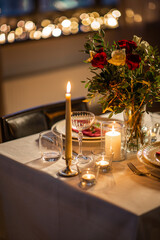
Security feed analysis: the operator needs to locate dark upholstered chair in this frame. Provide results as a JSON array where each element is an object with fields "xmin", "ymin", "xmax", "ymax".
[{"xmin": 0, "ymin": 97, "xmax": 88, "ymax": 143}]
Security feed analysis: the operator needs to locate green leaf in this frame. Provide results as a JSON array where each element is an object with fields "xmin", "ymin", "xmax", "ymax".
[
  {"xmin": 99, "ymin": 29, "xmax": 105, "ymax": 37},
  {"xmin": 108, "ymin": 112, "xmax": 114, "ymax": 118},
  {"xmin": 102, "ymin": 107, "xmax": 113, "ymax": 113},
  {"xmin": 84, "ymin": 42, "xmax": 92, "ymax": 52},
  {"xmin": 93, "ymin": 33, "xmax": 102, "ymax": 40},
  {"xmin": 85, "ymin": 82, "xmax": 89, "ymax": 88}
]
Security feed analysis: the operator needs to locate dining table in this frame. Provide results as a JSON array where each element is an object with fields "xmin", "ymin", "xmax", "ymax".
[{"xmin": 0, "ymin": 113, "xmax": 160, "ymax": 240}]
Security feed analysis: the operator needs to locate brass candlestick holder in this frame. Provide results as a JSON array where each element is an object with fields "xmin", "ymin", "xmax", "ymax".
[{"xmin": 59, "ymin": 157, "xmax": 78, "ymax": 177}]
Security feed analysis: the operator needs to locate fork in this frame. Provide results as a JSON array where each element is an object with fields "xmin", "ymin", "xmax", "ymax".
[{"xmin": 127, "ymin": 162, "xmax": 160, "ymax": 182}]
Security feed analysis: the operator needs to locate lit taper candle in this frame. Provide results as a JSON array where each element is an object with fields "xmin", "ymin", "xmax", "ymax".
[{"xmin": 65, "ymin": 81, "xmax": 72, "ymax": 160}]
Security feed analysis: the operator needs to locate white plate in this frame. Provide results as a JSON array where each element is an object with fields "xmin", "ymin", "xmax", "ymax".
[
  {"xmin": 142, "ymin": 141, "xmax": 160, "ymax": 167},
  {"xmin": 52, "ymin": 119, "xmax": 101, "ymax": 141},
  {"xmin": 137, "ymin": 148, "xmax": 160, "ymax": 176}
]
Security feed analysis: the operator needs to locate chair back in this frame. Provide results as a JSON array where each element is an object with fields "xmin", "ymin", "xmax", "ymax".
[{"xmin": 0, "ymin": 97, "xmax": 88, "ymax": 143}]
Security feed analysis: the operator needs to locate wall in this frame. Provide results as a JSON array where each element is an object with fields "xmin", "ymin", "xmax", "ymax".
[{"xmin": 2, "ymin": 63, "xmax": 91, "ymax": 114}]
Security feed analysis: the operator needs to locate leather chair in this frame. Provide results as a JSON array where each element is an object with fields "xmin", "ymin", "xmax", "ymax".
[{"xmin": 0, "ymin": 97, "xmax": 88, "ymax": 143}]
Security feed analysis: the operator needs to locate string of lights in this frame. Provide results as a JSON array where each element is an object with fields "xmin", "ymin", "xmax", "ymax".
[{"xmin": 0, "ymin": 9, "xmax": 121, "ymax": 44}]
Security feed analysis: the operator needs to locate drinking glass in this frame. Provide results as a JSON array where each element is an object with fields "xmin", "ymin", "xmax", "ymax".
[
  {"xmin": 150, "ymin": 112, "xmax": 160, "ymax": 141},
  {"xmin": 39, "ymin": 130, "xmax": 62, "ymax": 162},
  {"xmin": 71, "ymin": 111, "xmax": 95, "ymax": 162}
]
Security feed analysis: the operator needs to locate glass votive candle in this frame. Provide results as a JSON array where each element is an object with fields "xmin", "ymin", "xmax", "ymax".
[
  {"xmin": 101, "ymin": 120, "xmax": 126, "ymax": 162},
  {"xmin": 77, "ymin": 159, "xmax": 99, "ymax": 186},
  {"xmin": 92, "ymin": 149, "xmax": 113, "ymax": 173}
]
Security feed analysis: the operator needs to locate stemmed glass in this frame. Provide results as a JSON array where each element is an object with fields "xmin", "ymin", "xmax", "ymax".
[{"xmin": 71, "ymin": 111, "xmax": 95, "ymax": 162}]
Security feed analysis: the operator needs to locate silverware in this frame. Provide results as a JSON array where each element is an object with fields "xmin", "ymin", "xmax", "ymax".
[{"xmin": 127, "ymin": 162, "xmax": 160, "ymax": 181}]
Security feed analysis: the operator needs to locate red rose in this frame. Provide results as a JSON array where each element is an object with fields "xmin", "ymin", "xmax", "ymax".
[
  {"xmin": 118, "ymin": 40, "xmax": 137, "ymax": 54},
  {"xmin": 126, "ymin": 54, "xmax": 141, "ymax": 70},
  {"xmin": 91, "ymin": 52, "xmax": 107, "ymax": 68},
  {"xmin": 98, "ymin": 48, "xmax": 104, "ymax": 53}
]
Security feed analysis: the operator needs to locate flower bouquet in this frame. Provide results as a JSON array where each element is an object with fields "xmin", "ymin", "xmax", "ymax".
[{"xmin": 83, "ymin": 29, "xmax": 160, "ymax": 151}]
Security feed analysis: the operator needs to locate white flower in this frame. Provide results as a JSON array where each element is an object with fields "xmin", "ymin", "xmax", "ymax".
[
  {"xmin": 140, "ymin": 40, "xmax": 150, "ymax": 53},
  {"xmin": 133, "ymin": 35, "xmax": 141, "ymax": 45}
]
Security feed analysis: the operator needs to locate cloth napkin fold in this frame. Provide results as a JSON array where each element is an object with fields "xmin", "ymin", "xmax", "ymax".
[{"xmin": 72, "ymin": 127, "xmax": 101, "ymax": 137}]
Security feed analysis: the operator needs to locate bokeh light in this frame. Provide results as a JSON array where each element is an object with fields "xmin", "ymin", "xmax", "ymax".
[
  {"xmin": 34, "ymin": 30, "xmax": 42, "ymax": 40},
  {"xmin": 52, "ymin": 28, "xmax": 62, "ymax": 37},
  {"xmin": 41, "ymin": 19, "xmax": 51, "ymax": 27},
  {"xmin": 126, "ymin": 9, "xmax": 134, "ymax": 18},
  {"xmin": 0, "ymin": 8, "xmax": 121, "ymax": 44},
  {"xmin": 15, "ymin": 27, "xmax": 23, "ymax": 36},
  {"xmin": 91, "ymin": 20, "xmax": 100, "ymax": 31},
  {"xmin": 42, "ymin": 26, "xmax": 52, "ymax": 38},
  {"xmin": 0, "ymin": 33, "xmax": 6, "ymax": 44},
  {"xmin": 7, "ymin": 31, "xmax": 15, "ymax": 43},
  {"xmin": 1, "ymin": 24, "xmax": 8, "ymax": 32},
  {"xmin": 17, "ymin": 20, "xmax": 25, "ymax": 28},
  {"xmin": 61, "ymin": 19, "xmax": 71, "ymax": 28},
  {"xmin": 112, "ymin": 10, "xmax": 121, "ymax": 18},
  {"xmin": 108, "ymin": 17, "xmax": 118, "ymax": 27},
  {"xmin": 25, "ymin": 21, "xmax": 35, "ymax": 31},
  {"xmin": 148, "ymin": 2, "xmax": 156, "ymax": 10},
  {"xmin": 134, "ymin": 14, "xmax": 142, "ymax": 23}
]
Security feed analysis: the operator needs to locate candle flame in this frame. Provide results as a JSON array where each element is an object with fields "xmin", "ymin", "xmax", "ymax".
[
  {"xmin": 66, "ymin": 81, "xmax": 71, "ymax": 93},
  {"xmin": 112, "ymin": 125, "xmax": 115, "ymax": 132}
]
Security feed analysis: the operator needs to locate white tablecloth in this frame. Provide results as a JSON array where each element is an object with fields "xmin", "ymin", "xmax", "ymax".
[{"xmin": 0, "ymin": 133, "xmax": 160, "ymax": 240}]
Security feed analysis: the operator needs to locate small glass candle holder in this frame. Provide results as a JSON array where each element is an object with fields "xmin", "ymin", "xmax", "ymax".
[
  {"xmin": 77, "ymin": 159, "xmax": 99, "ymax": 187},
  {"xmin": 101, "ymin": 120, "xmax": 126, "ymax": 162},
  {"xmin": 92, "ymin": 150, "xmax": 113, "ymax": 173}
]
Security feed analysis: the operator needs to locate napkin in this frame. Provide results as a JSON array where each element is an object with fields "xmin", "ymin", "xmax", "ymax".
[{"xmin": 72, "ymin": 126, "xmax": 101, "ymax": 137}]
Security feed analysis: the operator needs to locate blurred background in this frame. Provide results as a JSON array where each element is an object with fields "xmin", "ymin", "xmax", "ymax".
[{"xmin": 0, "ymin": 0, "xmax": 160, "ymax": 116}]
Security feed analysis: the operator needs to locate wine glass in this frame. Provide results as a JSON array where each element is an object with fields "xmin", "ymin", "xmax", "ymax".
[{"xmin": 71, "ymin": 111, "xmax": 95, "ymax": 163}]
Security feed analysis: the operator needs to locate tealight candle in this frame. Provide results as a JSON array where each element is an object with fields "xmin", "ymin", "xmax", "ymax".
[
  {"xmin": 105, "ymin": 126, "xmax": 121, "ymax": 160},
  {"xmin": 95, "ymin": 157, "xmax": 110, "ymax": 172},
  {"xmin": 98, "ymin": 160, "xmax": 109, "ymax": 168},
  {"xmin": 82, "ymin": 173, "xmax": 96, "ymax": 184},
  {"xmin": 65, "ymin": 81, "xmax": 72, "ymax": 161}
]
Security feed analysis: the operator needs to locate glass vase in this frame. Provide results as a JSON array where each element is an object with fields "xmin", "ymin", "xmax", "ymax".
[{"xmin": 123, "ymin": 106, "xmax": 145, "ymax": 153}]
